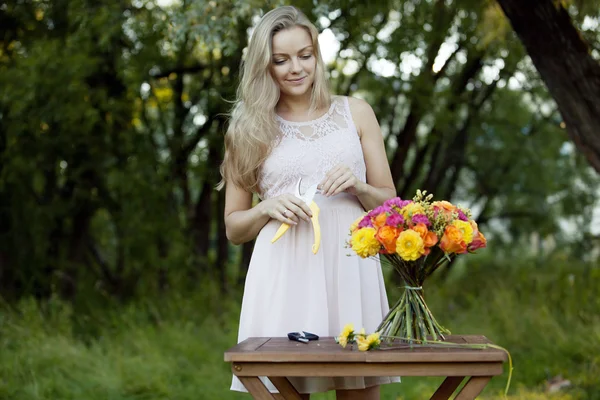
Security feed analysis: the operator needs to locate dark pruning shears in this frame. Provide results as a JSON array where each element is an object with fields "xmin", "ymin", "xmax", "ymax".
[{"xmin": 287, "ymin": 331, "xmax": 319, "ymax": 344}]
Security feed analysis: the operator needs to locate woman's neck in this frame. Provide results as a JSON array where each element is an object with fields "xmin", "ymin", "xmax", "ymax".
[{"xmin": 276, "ymin": 92, "xmax": 312, "ymax": 116}]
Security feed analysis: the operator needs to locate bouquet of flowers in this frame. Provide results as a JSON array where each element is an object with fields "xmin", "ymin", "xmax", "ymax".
[{"xmin": 348, "ymin": 190, "xmax": 487, "ymax": 343}]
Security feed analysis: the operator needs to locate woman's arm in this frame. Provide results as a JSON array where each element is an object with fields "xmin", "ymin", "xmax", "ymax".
[{"xmin": 318, "ymin": 97, "xmax": 396, "ymax": 210}]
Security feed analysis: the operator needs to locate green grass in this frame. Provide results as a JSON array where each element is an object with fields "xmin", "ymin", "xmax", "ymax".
[{"xmin": 0, "ymin": 256, "xmax": 598, "ymax": 399}]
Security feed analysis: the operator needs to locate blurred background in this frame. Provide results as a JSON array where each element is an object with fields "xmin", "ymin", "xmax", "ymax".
[{"xmin": 1, "ymin": 0, "xmax": 600, "ymax": 399}]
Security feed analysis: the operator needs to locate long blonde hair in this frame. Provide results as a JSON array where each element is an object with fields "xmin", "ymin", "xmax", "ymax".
[{"xmin": 218, "ymin": 6, "xmax": 331, "ymax": 193}]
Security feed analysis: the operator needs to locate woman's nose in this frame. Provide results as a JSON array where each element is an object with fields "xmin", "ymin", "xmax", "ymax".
[{"xmin": 290, "ymin": 57, "xmax": 303, "ymax": 73}]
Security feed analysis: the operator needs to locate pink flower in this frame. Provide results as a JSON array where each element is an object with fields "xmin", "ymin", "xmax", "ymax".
[
  {"xmin": 358, "ymin": 217, "xmax": 374, "ymax": 228},
  {"xmin": 468, "ymin": 230, "xmax": 487, "ymax": 252},
  {"xmin": 412, "ymin": 214, "xmax": 431, "ymax": 226},
  {"xmin": 368, "ymin": 205, "xmax": 391, "ymax": 218},
  {"xmin": 383, "ymin": 198, "xmax": 412, "ymax": 210},
  {"xmin": 386, "ymin": 213, "xmax": 404, "ymax": 227},
  {"xmin": 457, "ymin": 210, "xmax": 468, "ymax": 221}
]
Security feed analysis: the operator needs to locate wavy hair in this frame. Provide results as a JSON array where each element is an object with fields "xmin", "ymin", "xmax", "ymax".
[{"xmin": 218, "ymin": 6, "xmax": 331, "ymax": 193}]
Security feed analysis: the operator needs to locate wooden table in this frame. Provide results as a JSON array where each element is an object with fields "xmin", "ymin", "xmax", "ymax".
[{"xmin": 224, "ymin": 335, "xmax": 507, "ymax": 400}]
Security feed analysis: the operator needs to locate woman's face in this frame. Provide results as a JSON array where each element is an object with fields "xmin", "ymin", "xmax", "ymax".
[{"xmin": 270, "ymin": 25, "xmax": 316, "ymax": 98}]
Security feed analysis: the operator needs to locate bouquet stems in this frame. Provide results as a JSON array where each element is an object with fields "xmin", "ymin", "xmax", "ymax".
[{"xmin": 377, "ymin": 285, "xmax": 450, "ymax": 343}]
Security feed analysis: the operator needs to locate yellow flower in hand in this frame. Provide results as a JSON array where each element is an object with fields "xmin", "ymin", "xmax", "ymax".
[
  {"xmin": 396, "ymin": 229, "xmax": 425, "ymax": 261},
  {"xmin": 351, "ymin": 228, "xmax": 380, "ymax": 258}
]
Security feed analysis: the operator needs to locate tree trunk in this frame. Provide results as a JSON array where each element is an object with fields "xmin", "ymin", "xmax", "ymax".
[{"xmin": 496, "ymin": 0, "xmax": 600, "ymax": 173}]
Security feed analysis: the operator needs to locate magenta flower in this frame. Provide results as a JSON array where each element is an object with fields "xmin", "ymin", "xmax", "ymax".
[
  {"xmin": 386, "ymin": 213, "xmax": 405, "ymax": 227},
  {"xmin": 412, "ymin": 214, "xmax": 431, "ymax": 226},
  {"xmin": 368, "ymin": 205, "xmax": 391, "ymax": 218},
  {"xmin": 457, "ymin": 210, "xmax": 468, "ymax": 221},
  {"xmin": 383, "ymin": 198, "xmax": 412, "ymax": 210},
  {"xmin": 358, "ymin": 217, "xmax": 374, "ymax": 228}
]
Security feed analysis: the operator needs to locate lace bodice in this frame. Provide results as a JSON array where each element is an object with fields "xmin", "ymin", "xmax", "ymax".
[{"xmin": 258, "ymin": 96, "xmax": 366, "ymax": 200}]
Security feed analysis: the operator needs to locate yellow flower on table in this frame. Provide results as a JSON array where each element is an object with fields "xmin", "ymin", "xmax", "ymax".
[
  {"xmin": 396, "ymin": 229, "xmax": 425, "ymax": 261},
  {"xmin": 350, "ymin": 228, "xmax": 380, "ymax": 258},
  {"xmin": 357, "ymin": 332, "xmax": 381, "ymax": 351},
  {"xmin": 338, "ymin": 323, "xmax": 355, "ymax": 348}
]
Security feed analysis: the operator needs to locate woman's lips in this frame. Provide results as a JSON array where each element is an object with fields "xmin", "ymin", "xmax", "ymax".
[{"xmin": 287, "ymin": 76, "xmax": 306, "ymax": 84}]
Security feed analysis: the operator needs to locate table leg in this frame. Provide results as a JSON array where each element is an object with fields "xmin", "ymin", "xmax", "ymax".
[
  {"xmin": 238, "ymin": 377, "xmax": 276, "ymax": 400},
  {"xmin": 269, "ymin": 377, "xmax": 303, "ymax": 400},
  {"xmin": 454, "ymin": 376, "xmax": 492, "ymax": 400},
  {"xmin": 430, "ymin": 376, "xmax": 465, "ymax": 400}
]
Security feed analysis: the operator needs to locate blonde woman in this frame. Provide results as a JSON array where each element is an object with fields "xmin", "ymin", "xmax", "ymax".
[{"xmin": 220, "ymin": 6, "xmax": 398, "ymax": 399}]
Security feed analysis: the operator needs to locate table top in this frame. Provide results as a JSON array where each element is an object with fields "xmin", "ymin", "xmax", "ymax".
[{"xmin": 225, "ymin": 335, "xmax": 507, "ymax": 363}]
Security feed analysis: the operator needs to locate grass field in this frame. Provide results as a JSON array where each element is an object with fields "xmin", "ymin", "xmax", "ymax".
[{"xmin": 0, "ymin": 256, "xmax": 598, "ymax": 399}]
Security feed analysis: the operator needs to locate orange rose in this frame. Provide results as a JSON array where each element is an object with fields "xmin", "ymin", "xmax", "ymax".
[
  {"xmin": 412, "ymin": 223, "xmax": 428, "ymax": 238},
  {"xmin": 440, "ymin": 225, "xmax": 467, "ymax": 254},
  {"xmin": 412, "ymin": 223, "xmax": 438, "ymax": 251},
  {"xmin": 432, "ymin": 200, "xmax": 456, "ymax": 221},
  {"xmin": 432, "ymin": 200, "xmax": 456, "ymax": 212},
  {"xmin": 424, "ymin": 231, "xmax": 438, "ymax": 248},
  {"xmin": 376, "ymin": 226, "xmax": 401, "ymax": 254},
  {"xmin": 373, "ymin": 213, "xmax": 388, "ymax": 229}
]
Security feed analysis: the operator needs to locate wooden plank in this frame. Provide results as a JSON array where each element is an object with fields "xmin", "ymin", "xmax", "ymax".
[
  {"xmin": 430, "ymin": 376, "xmax": 464, "ymax": 400},
  {"xmin": 233, "ymin": 361, "xmax": 503, "ymax": 377},
  {"xmin": 269, "ymin": 377, "xmax": 303, "ymax": 400},
  {"xmin": 225, "ymin": 336, "xmax": 507, "ymax": 363},
  {"xmin": 462, "ymin": 336, "xmax": 491, "ymax": 345},
  {"xmin": 224, "ymin": 337, "xmax": 271, "ymax": 362},
  {"xmin": 237, "ymin": 377, "xmax": 276, "ymax": 400},
  {"xmin": 454, "ymin": 376, "xmax": 492, "ymax": 400}
]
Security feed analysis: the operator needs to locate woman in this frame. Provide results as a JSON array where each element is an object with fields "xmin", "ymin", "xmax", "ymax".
[{"xmin": 220, "ymin": 6, "xmax": 398, "ymax": 399}]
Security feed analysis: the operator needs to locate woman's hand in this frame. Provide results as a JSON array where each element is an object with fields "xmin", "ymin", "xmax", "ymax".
[
  {"xmin": 260, "ymin": 193, "xmax": 313, "ymax": 225},
  {"xmin": 318, "ymin": 164, "xmax": 366, "ymax": 197}
]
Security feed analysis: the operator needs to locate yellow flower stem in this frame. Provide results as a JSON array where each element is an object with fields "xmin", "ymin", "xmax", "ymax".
[
  {"xmin": 380, "ymin": 336, "xmax": 513, "ymax": 399},
  {"xmin": 413, "ymin": 291, "xmax": 450, "ymax": 336},
  {"xmin": 410, "ymin": 292, "xmax": 423, "ymax": 340},
  {"xmin": 389, "ymin": 296, "xmax": 404, "ymax": 339},
  {"xmin": 405, "ymin": 296, "xmax": 412, "ymax": 341}
]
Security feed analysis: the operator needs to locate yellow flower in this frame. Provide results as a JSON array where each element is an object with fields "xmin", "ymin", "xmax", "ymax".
[
  {"xmin": 356, "ymin": 335, "xmax": 369, "ymax": 351},
  {"xmin": 400, "ymin": 202, "xmax": 424, "ymax": 219},
  {"xmin": 452, "ymin": 220, "xmax": 474, "ymax": 244},
  {"xmin": 357, "ymin": 332, "xmax": 381, "ymax": 352},
  {"xmin": 349, "ymin": 214, "xmax": 366, "ymax": 232},
  {"xmin": 338, "ymin": 336, "xmax": 348, "ymax": 348},
  {"xmin": 338, "ymin": 323, "xmax": 354, "ymax": 348},
  {"xmin": 351, "ymin": 228, "xmax": 380, "ymax": 258},
  {"xmin": 396, "ymin": 229, "xmax": 425, "ymax": 261}
]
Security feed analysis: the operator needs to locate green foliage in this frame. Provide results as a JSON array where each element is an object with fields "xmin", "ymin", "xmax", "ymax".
[
  {"xmin": 1, "ymin": 0, "xmax": 599, "ymax": 311},
  {"xmin": 1, "ymin": 256, "xmax": 597, "ymax": 399}
]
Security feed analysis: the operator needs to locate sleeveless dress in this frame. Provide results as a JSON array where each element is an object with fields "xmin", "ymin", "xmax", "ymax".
[{"xmin": 230, "ymin": 96, "xmax": 400, "ymax": 394}]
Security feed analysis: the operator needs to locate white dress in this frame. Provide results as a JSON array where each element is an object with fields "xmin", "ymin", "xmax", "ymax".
[{"xmin": 231, "ymin": 96, "xmax": 399, "ymax": 394}]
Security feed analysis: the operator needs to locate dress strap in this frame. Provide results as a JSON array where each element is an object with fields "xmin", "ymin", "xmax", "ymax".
[{"xmin": 341, "ymin": 96, "xmax": 359, "ymax": 137}]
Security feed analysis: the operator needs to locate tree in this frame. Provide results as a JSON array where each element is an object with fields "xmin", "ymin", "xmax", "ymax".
[{"xmin": 496, "ymin": 0, "xmax": 600, "ymax": 174}]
